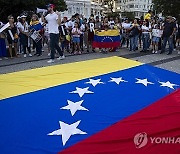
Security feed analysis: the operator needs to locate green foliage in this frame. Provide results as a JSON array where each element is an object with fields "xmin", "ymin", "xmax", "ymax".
[
  {"xmin": 0, "ymin": 0, "xmax": 67, "ymax": 22},
  {"xmin": 153, "ymin": 0, "xmax": 180, "ymax": 21},
  {"xmin": 121, "ymin": 12, "xmax": 135, "ymax": 21}
]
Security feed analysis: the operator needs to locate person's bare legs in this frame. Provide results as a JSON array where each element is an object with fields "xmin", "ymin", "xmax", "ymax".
[{"xmin": 8, "ymin": 44, "xmax": 13, "ymax": 58}]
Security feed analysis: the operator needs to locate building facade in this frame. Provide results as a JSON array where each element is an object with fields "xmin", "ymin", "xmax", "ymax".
[
  {"xmin": 115, "ymin": 0, "xmax": 153, "ymax": 19},
  {"xmin": 61, "ymin": 0, "xmax": 104, "ymax": 19}
]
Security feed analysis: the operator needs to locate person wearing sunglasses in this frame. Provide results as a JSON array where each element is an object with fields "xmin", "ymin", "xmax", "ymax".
[{"xmin": 6, "ymin": 15, "xmax": 19, "ymax": 58}]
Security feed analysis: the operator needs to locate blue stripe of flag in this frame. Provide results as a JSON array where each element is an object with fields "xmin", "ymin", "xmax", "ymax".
[
  {"xmin": 94, "ymin": 35, "xmax": 120, "ymax": 43},
  {"xmin": 0, "ymin": 64, "xmax": 179, "ymax": 154}
]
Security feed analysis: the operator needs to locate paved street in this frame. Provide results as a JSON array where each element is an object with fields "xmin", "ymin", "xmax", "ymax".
[{"xmin": 0, "ymin": 47, "xmax": 180, "ymax": 74}]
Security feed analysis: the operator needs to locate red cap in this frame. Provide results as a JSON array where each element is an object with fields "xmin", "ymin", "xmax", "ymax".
[{"xmin": 47, "ymin": 4, "xmax": 55, "ymax": 9}]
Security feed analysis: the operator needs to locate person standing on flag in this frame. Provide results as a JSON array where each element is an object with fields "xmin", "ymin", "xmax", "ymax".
[{"xmin": 42, "ymin": 4, "xmax": 65, "ymax": 63}]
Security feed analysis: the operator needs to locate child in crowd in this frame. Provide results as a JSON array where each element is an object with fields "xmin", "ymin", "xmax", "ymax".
[
  {"xmin": 152, "ymin": 24, "xmax": 163, "ymax": 53},
  {"xmin": 72, "ymin": 22, "xmax": 82, "ymax": 54}
]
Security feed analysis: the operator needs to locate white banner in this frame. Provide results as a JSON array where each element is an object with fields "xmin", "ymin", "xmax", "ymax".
[{"xmin": 0, "ymin": 22, "xmax": 10, "ymax": 33}]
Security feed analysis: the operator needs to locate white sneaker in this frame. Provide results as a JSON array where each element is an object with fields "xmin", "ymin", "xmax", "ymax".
[
  {"xmin": 0, "ymin": 58, "xmax": 2, "ymax": 61},
  {"xmin": 152, "ymin": 50, "xmax": 155, "ymax": 54},
  {"xmin": 57, "ymin": 55, "xmax": 65, "ymax": 60},
  {"xmin": 24, "ymin": 54, "xmax": 27, "ymax": 58},
  {"xmin": 29, "ymin": 54, "xmax": 32, "ymax": 57},
  {"xmin": 47, "ymin": 59, "xmax": 55, "ymax": 63},
  {"xmin": 48, "ymin": 53, "xmax": 51, "ymax": 56},
  {"xmin": 155, "ymin": 51, "xmax": 158, "ymax": 54}
]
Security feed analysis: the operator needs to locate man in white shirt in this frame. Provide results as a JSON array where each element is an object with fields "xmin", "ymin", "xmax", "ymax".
[{"xmin": 42, "ymin": 4, "xmax": 65, "ymax": 63}]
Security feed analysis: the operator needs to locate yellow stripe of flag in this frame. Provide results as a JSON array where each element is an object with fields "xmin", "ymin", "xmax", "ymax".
[
  {"xmin": 95, "ymin": 29, "xmax": 119, "ymax": 36},
  {"xmin": 0, "ymin": 57, "xmax": 142, "ymax": 100}
]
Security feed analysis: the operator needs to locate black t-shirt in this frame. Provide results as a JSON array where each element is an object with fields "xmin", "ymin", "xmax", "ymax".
[
  {"xmin": 130, "ymin": 25, "xmax": 140, "ymax": 36},
  {"xmin": 163, "ymin": 22, "xmax": 176, "ymax": 37},
  {"xmin": 6, "ymin": 24, "xmax": 17, "ymax": 40},
  {"xmin": 59, "ymin": 24, "xmax": 68, "ymax": 36}
]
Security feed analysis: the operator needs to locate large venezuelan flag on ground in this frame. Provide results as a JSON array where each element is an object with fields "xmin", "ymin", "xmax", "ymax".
[
  {"xmin": 0, "ymin": 57, "xmax": 180, "ymax": 154},
  {"xmin": 92, "ymin": 30, "xmax": 120, "ymax": 48}
]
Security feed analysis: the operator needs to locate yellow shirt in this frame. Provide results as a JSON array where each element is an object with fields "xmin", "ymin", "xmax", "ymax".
[{"xmin": 144, "ymin": 13, "xmax": 151, "ymax": 20}]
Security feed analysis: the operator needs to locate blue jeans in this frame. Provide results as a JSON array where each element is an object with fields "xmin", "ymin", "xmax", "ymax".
[
  {"xmin": 142, "ymin": 33, "xmax": 150, "ymax": 51},
  {"xmin": 161, "ymin": 37, "xmax": 174, "ymax": 53},
  {"xmin": 50, "ymin": 33, "xmax": 63, "ymax": 59},
  {"xmin": 130, "ymin": 35, "xmax": 138, "ymax": 51}
]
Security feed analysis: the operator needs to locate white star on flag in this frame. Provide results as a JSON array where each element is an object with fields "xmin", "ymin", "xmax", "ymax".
[
  {"xmin": 70, "ymin": 87, "xmax": 94, "ymax": 97},
  {"xmin": 48, "ymin": 120, "xmax": 87, "ymax": 146},
  {"xmin": 135, "ymin": 78, "xmax": 154, "ymax": 87},
  {"xmin": 109, "ymin": 77, "xmax": 128, "ymax": 85},
  {"xmin": 85, "ymin": 79, "xmax": 104, "ymax": 87},
  {"xmin": 61, "ymin": 100, "xmax": 89, "ymax": 116},
  {"xmin": 159, "ymin": 81, "xmax": 179, "ymax": 89}
]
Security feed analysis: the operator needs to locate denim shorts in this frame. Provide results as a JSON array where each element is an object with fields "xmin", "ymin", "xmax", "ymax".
[
  {"xmin": 73, "ymin": 37, "xmax": 80, "ymax": 43},
  {"xmin": 152, "ymin": 36, "xmax": 160, "ymax": 43}
]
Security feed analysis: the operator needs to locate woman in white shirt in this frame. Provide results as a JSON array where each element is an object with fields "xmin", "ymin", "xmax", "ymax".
[
  {"xmin": 152, "ymin": 24, "xmax": 163, "ymax": 53},
  {"xmin": 141, "ymin": 20, "xmax": 151, "ymax": 52},
  {"xmin": 17, "ymin": 15, "xmax": 32, "ymax": 57}
]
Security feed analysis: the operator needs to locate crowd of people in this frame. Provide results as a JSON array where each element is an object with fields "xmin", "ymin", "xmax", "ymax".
[{"xmin": 0, "ymin": 5, "xmax": 180, "ymax": 63}]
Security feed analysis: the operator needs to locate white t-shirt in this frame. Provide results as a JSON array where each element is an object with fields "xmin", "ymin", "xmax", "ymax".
[
  {"xmin": 65, "ymin": 22, "xmax": 69, "ymax": 28},
  {"xmin": 80, "ymin": 24, "xmax": 85, "ymax": 34},
  {"xmin": 45, "ymin": 12, "xmax": 59, "ymax": 34},
  {"xmin": 122, "ymin": 23, "xmax": 131, "ymax": 29},
  {"xmin": 152, "ymin": 29, "xmax": 163, "ymax": 37},
  {"xmin": 141, "ymin": 25, "xmax": 151, "ymax": 34},
  {"xmin": 68, "ymin": 20, "xmax": 74, "ymax": 28},
  {"xmin": 17, "ymin": 22, "xmax": 29, "ymax": 33},
  {"xmin": 72, "ymin": 28, "xmax": 81, "ymax": 37}
]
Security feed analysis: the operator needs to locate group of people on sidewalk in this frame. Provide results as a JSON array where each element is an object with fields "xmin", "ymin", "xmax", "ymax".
[{"xmin": 0, "ymin": 6, "xmax": 180, "ymax": 62}]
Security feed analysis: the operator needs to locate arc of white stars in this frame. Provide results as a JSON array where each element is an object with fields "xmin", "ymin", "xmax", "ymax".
[
  {"xmin": 85, "ymin": 79, "xmax": 104, "ymax": 87},
  {"xmin": 109, "ymin": 77, "xmax": 128, "ymax": 85},
  {"xmin": 61, "ymin": 100, "xmax": 89, "ymax": 116},
  {"xmin": 159, "ymin": 81, "xmax": 179, "ymax": 89},
  {"xmin": 135, "ymin": 78, "xmax": 154, "ymax": 87},
  {"xmin": 70, "ymin": 87, "xmax": 94, "ymax": 97},
  {"xmin": 48, "ymin": 120, "xmax": 87, "ymax": 146}
]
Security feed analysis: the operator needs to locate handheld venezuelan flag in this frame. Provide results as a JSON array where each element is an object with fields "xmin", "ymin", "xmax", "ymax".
[
  {"xmin": 0, "ymin": 57, "xmax": 180, "ymax": 154},
  {"xmin": 92, "ymin": 30, "xmax": 121, "ymax": 48}
]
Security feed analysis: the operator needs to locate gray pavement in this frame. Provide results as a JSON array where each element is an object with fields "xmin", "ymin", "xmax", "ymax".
[{"xmin": 0, "ymin": 47, "xmax": 180, "ymax": 74}]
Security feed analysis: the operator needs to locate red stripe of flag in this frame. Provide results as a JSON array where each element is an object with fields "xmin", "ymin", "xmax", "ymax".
[
  {"xmin": 92, "ymin": 42, "xmax": 120, "ymax": 48},
  {"xmin": 61, "ymin": 89, "xmax": 180, "ymax": 154}
]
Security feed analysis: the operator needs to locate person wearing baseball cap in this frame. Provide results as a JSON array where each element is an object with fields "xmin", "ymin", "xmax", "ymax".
[
  {"xmin": 20, "ymin": 15, "xmax": 27, "ymax": 18},
  {"xmin": 42, "ymin": 3, "xmax": 65, "ymax": 63}
]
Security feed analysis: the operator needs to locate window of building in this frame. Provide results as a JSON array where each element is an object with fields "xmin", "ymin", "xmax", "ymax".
[
  {"xmin": 129, "ymin": 5, "xmax": 134, "ymax": 8},
  {"xmin": 68, "ymin": 7, "xmax": 72, "ymax": 14}
]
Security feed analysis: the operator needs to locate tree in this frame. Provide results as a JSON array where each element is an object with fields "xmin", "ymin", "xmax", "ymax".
[
  {"xmin": 153, "ymin": 0, "xmax": 180, "ymax": 21},
  {"xmin": 121, "ymin": 12, "xmax": 135, "ymax": 21},
  {"xmin": 0, "ymin": 0, "xmax": 67, "ymax": 22}
]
